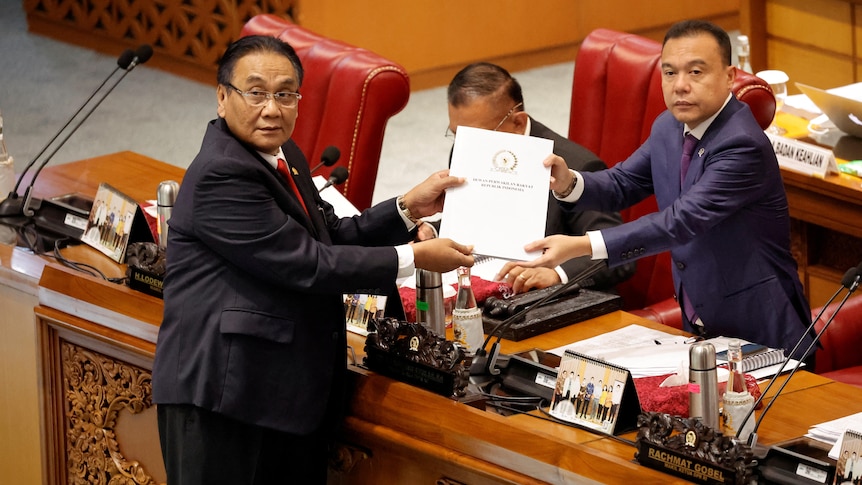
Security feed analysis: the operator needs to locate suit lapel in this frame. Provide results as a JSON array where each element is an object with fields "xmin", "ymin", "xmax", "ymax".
[{"xmin": 282, "ymin": 143, "xmax": 332, "ymax": 244}]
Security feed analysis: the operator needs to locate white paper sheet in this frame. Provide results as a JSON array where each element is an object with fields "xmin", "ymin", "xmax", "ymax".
[
  {"xmin": 313, "ymin": 175, "xmax": 360, "ymax": 217},
  {"xmin": 439, "ymin": 126, "xmax": 552, "ymax": 261}
]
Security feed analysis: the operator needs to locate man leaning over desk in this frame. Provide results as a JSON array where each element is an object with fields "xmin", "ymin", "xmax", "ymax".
[
  {"xmin": 499, "ymin": 20, "xmax": 814, "ymax": 360},
  {"xmin": 440, "ymin": 62, "xmax": 635, "ymax": 294}
]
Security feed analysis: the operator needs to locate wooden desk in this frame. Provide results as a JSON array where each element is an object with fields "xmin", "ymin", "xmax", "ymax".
[
  {"xmin": 767, "ymin": 113, "xmax": 862, "ymax": 306},
  {"xmin": 2, "ymin": 151, "xmax": 861, "ymax": 484}
]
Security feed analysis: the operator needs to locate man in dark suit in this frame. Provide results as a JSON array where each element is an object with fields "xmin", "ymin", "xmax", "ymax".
[
  {"xmin": 444, "ymin": 62, "xmax": 634, "ymax": 294},
  {"xmin": 499, "ymin": 20, "xmax": 813, "ymax": 356},
  {"xmin": 151, "ymin": 35, "xmax": 474, "ymax": 484}
]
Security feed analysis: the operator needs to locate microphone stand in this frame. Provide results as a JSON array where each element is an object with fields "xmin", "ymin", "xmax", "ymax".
[
  {"xmin": 739, "ymin": 265, "xmax": 861, "ymax": 484},
  {"xmin": 739, "ymin": 265, "xmax": 860, "ymax": 447},
  {"xmin": 0, "ymin": 45, "xmax": 152, "ymax": 219},
  {"xmin": 469, "ymin": 259, "xmax": 609, "ymax": 378}
]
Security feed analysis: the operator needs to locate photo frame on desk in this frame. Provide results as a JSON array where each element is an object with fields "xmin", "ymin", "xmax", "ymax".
[
  {"xmin": 549, "ymin": 349, "xmax": 641, "ymax": 435},
  {"xmin": 80, "ymin": 183, "xmax": 155, "ymax": 263},
  {"xmin": 344, "ymin": 293, "xmax": 388, "ymax": 336},
  {"xmin": 835, "ymin": 429, "xmax": 862, "ymax": 485}
]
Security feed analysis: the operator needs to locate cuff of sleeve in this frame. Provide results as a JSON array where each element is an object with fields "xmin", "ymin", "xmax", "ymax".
[
  {"xmin": 395, "ymin": 244, "xmax": 416, "ymax": 279},
  {"xmin": 555, "ymin": 170, "xmax": 585, "ymax": 203},
  {"xmin": 587, "ymin": 230, "xmax": 608, "ymax": 260},
  {"xmin": 555, "ymin": 266, "xmax": 569, "ymax": 284},
  {"xmin": 396, "ymin": 196, "xmax": 418, "ymax": 230}
]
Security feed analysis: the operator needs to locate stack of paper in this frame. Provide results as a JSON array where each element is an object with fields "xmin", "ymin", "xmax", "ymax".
[{"xmin": 548, "ymin": 325, "xmax": 800, "ymax": 380}]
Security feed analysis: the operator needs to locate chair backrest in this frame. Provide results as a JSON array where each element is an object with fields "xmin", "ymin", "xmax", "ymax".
[
  {"xmin": 568, "ymin": 28, "xmax": 776, "ymax": 310},
  {"xmin": 813, "ymin": 294, "xmax": 862, "ymax": 374},
  {"xmin": 241, "ymin": 15, "xmax": 410, "ymax": 210}
]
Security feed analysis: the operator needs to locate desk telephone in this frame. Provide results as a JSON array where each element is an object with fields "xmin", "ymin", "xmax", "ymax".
[{"xmin": 481, "ymin": 283, "xmax": 622, "ymax": 341}]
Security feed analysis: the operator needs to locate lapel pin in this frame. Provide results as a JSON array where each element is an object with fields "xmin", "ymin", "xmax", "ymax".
[
  {"xmin": 292, "ymin": 167, "xmax": 299, "ymax": 175},
  {"xmin": 698, "ymin": 148, "xmax": 705, "ymax": 157}
]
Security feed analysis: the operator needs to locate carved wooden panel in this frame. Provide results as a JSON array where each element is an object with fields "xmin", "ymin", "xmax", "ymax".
[
  {"xmin": 24, "ymin": 0, "xmax": 297, "ymax": 77},
  {"xmin": 59, "ymin": 340, "xmax": 161, "ymax": 485}
]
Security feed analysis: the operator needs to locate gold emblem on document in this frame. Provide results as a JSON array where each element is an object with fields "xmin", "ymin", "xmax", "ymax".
[{"xmin": 491, "ymin": 149, "xmax": 518, "ymax": 173}]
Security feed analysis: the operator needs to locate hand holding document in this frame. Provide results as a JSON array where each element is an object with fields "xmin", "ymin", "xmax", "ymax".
[{"xmin": 439, "ymin": 126, "xmax": 552, "ymax": 261}]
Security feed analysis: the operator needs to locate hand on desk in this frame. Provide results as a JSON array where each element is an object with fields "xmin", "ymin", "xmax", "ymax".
[{"xmin": 497, "ymin": 266, "xmax": 560, "ymax": 294}]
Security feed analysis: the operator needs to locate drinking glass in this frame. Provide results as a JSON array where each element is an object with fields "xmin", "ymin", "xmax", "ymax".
[{"xmin": 756, "ymin": 70, "xmax": 789, "ymax": 135}]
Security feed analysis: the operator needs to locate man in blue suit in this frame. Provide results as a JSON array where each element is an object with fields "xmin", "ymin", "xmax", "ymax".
[
  {"xmin": 498, "ymin": 20, "xmax": 813, "ymax": 357},
  {"xmin": 152, "ymin": 35, "xmax": 474, "ymax": 484}
]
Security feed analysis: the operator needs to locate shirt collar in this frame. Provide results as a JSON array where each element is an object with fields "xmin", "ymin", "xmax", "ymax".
[
  {"xmin": 258, "ymin": 148, "xmax": 285, "ymax": 170},
  {"xmin": 684, "ymin": 93, "xmax": 733, "ymax": 139}
]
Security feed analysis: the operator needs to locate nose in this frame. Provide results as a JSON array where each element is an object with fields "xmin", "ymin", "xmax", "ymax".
[
  {"xmin": 260, "ymin": 95, "xmax": 280, "ymax": 115},
  {"xmin": 674, "ymin": 73, "xmax": 690, "ymax": 93}
]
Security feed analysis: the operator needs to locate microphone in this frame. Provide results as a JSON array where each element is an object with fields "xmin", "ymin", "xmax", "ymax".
[
  {"xmin": 469, "ymin": 259, "xmax": 608, "ymax": 377},
  {"xmin": 318, "ymin": 166, "xmax": 348, "ymax": 192},
  {"xmin": 0, "ymin": 44, "xmax": 153, "ymax": 219},
  {"xmin": 310, "ymin": 145, "xmax": 340, "ymax": 174}
]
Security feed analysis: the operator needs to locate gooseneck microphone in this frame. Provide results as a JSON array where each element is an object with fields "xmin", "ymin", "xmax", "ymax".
[
  {"xmin": 310, "ymin": 145, "xmax": 340, "ymax": 174},
  {"xmin": 0, "ymin": 44, "xmax": 154, "ymax": 219},
  {"xmin": 469, "ymin": 259, "xmax": 608, "ymax": 377},
  {"xmin": 739, "ymin": 263, "xmax": 862, "ymax": 447},
  {"xmin": 318, "ymin": 166, "xmax": 348, "ymax": 192}
]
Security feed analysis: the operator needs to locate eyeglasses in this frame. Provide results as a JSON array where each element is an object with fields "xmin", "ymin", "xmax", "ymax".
[
  {"xmin": 226, "ymin": 83, "xmax": 302, "ymax": 108},
  {"xmin": 444, "ymin": 101, "xmax": 523, "ymax": 140}
]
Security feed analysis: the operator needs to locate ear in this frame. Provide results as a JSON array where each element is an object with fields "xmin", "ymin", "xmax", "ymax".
[
  {"xmin": 511, "ymin": 110, "xmax": 529, "ymax": 135},
  {"xmin": 726, "ymin": 65, "xmax": 737, "ymax": 90},
  {"xmin": 216, "ymin": 85, "xmax": 228, "ymax": 118}
]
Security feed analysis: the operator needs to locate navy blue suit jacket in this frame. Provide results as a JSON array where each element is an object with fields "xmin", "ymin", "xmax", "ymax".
[
  {"xmin": 573, "ymin": 98, "xmax": 812, "ymax": 353},
  {"xmin": 152, "ymin": 118, "xmax": 415, "ymax": 433}
]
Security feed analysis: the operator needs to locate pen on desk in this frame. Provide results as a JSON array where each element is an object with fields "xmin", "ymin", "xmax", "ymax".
[{"xmin": 654, "ymin": 336, "xmax": 703, "ymax": 345}]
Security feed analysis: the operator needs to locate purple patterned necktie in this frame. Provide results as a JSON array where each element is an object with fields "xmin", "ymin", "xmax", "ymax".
[
  {"xmin": 680, "ymin": 133, "xmax": 698, "ymax": 184},
  {"xmin": 680, "ymin": 133, "xmax": 700, "ymax": 326}
]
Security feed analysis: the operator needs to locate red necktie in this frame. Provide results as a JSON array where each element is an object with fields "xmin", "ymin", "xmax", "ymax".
[{"xmin": 276, "ymin": 158, "xmax": 309, "ymax": 216}]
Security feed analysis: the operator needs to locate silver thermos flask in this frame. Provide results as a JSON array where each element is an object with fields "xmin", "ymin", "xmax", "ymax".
[
  {"xmin": 415, "ymin": 269, "xmax": 445, "ymax": 336},
  {"xmin": 157, "ymin": 180, "xmax": 179, "ymax": 249},
  {"xmin": 689, "ymin": 342, "xmax": 719, "ymax": 430}
]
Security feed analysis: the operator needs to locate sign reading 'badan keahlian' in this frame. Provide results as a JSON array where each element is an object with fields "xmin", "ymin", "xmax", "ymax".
[{"xmin": 766, "ymin": 132, "xmax": 838, "ymax": 178}]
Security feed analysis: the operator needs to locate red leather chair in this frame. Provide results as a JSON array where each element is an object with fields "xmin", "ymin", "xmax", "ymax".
[
  {"xmin": 241, "ymin": 15, "xmax": 410, "ymax": 210},
  {"xmin": 813, "ymin": 295, "xmax": 862, "ymax": 387},
  {"xmin": 568, "ymin": 29, "xmax": 776, "ymax": 320}
]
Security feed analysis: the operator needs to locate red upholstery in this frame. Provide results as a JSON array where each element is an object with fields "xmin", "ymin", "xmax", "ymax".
[
  {"xmin": 812, "ymin": 295, "xmax": 862, "ymax": 377},
  {"xmin": 568, "ymin": 28, "xmax": 776, "ymax": 312},
  {"xmin": 629, "ymin": 297, "xmax": 684, "ymax": 330},
  {"xmin": 241, "ymin": 15, "xmax": 410, "ymax": 210}
]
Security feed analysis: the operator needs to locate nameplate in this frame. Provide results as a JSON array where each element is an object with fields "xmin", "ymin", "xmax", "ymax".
[
  {"xmin": 635, "ymin": 412, "xmax": 756, "ymax": 484},
  {"xmin": 766, "ymin": 133, "xmax": 838, "ymax": 177}
]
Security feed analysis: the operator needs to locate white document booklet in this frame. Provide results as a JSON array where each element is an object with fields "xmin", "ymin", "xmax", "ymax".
[{"xmin": 439, "ymin": 126, "xmax": 552, "ymax": 261}]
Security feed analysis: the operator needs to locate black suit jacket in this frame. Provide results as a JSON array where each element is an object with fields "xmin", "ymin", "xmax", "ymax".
[
  {"xmin": 152, "ymin": 118, "xmax": 416, "ymax": 434},
  {"xmin": 530, "ymin": 119, "xmax": 635, "ymax": 290}
]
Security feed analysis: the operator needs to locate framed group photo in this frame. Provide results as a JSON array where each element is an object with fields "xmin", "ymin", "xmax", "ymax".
[{"xmin": 549, "ymin": 350, "xmax": 638, "ymax": 435}]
